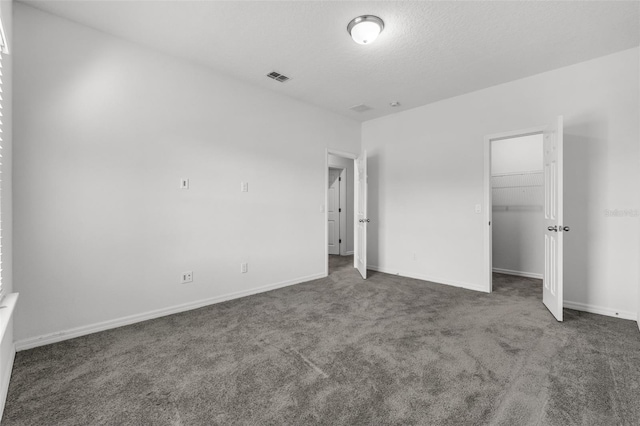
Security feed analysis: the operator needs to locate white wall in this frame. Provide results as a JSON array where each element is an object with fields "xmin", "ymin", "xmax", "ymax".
[
  {"xmin": 491, "ymin": 135, "xmax": 543, "ymax": 174},
  {"xmin": 491, "ymin": 135, "xmax": 543, "ymax": 278},
  {"xmin": 363, "ymin": 47, "xmax": 640, "ymax": 319},
  {"xmin": 0, "ymin": 0, "xmax": 13, "ymax": 417},
  {"xmin": 13, "ymin": 4, "xmax": 360, "ymax": 345},
  {"xmin": 328, "ymin": 154, "xmax": 354, "ymax": 254}
]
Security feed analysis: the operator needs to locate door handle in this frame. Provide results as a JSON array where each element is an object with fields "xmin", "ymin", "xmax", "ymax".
[
  {"xmin": 561, "ymin": 226, "xmax": 570, "ymax": 232},
  {"xmin": 547, "ymin": 226, "xmax": 557, "ymax": 232},
  {"xmin": 359, "ymin": 219, "xmax": 371, "ymax": 223}
]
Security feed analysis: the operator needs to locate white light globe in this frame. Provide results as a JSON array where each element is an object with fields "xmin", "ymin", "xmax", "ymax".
[{"xmin": 351, "ymin": 21, "xmax": 381, "ymax": 45}]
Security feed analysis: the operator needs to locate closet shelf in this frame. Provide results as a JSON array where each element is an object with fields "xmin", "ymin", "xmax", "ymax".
[
  {"xmin": 493, "ymin": 205, "xmax": 543, "ymax": 211},
  {"xmin": 492, "ymin": 185, "xmax": 542, "ymax": 189},
  {"xmin": 492, "ymin": 171, "xmax": 543, "ymax": 209}
]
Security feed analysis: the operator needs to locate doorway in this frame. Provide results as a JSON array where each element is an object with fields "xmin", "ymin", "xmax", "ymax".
[
  {"xmin": 325, "ymin": 149, "xmax": 369, "ymax": 279},
  {"xmin": 326, "ymin": 152, "xmax": 354, "ymax": 274},
  {"xmin": 490, "ymin": 133, "xmax": 545, "ymax": 305},
  {"xmin": 484, "ymin": 117, "xmax": 566, "ymax": 321}
]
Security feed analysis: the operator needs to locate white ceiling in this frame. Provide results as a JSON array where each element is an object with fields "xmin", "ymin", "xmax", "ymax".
[{"xmin": 20, "ymin": 0, "xmax": 640, "ymax": 121}]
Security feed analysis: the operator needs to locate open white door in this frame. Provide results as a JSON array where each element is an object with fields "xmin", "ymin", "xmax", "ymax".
[
  {"xmin": 543, "ymin": 116, "xmax": 565, "ymax": 321},
  {"xmin": 354, "ymin": 151, "xmax": 368, "ymax": 279},
  {"xmin": 327, "ymin": 168, "xmax": 341, "ymax": 255}
]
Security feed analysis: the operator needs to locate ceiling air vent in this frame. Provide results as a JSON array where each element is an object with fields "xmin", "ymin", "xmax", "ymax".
[
  {"xmin": 349, "ymin": 104, "xmax": 373, "ymax": 113},
  {"xmin": 266, "ymin": 71, "xmax": 290, "ymax": 83}
]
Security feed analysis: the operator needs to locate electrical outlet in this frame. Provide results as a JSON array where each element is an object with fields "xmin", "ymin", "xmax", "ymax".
[
  {"xmin": 180, "ymin": 178, "xmax": 189, "ymax": 189},
  {"xmin": 241, "ymin": 263, "xmax": 248, "ymax": 273},
  {"xmin": 241, "ymin": 182, "xmax": 249, "ymax": 192},
  {"xmin": 475, "ymin": 204, "xmax": 482, "ymax": 214},
  {"xmin": 181, "ymin": 271, "xmax": 193, "ymax": 283}
]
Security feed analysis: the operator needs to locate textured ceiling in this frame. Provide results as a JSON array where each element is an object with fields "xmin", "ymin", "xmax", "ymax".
[{"xmin": 19, "ymin": 0, "xmax": 640, "ymax": 121}]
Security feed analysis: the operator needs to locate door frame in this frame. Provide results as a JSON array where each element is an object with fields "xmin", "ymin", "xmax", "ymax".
[
  {"xmin": 325, "ymin": 149, "xmax": 357, "ymax": 276},
  {"xmin": 483, "ymin": 125, "xmax": 546, "ymax": 293}
]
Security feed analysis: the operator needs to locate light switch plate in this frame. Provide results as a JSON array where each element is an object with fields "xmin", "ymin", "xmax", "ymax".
[
  {"xmin": 180, "ymin": 178, "xmax": 189, "ymax": 189},
  {"xmin": 475, "ymin": 204, "xmax": 482, "ymax": 213},
  {"xmin": 241, "ymin": 182, "xmax": 249, "ymax": 192}
]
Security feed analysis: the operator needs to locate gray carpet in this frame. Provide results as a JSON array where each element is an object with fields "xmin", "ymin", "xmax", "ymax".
[{"xmin": 3, "ymin": 256, "xmax": 640, "ymax": 425}]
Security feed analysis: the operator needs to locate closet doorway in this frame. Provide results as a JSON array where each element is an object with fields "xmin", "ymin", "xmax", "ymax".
[
  {"xmin": 491, "ymin": 134, "xmax": 544, "ymax": 280},
  {"xmin": 326, "ymin": 150, "xmax": 357, "ymax": 276},
  {"xmin": 483, "ymin": 117, "xmax": 566, "ymax": 321}
]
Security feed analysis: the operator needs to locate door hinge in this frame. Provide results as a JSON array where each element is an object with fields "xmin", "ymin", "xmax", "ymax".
[
  {"xmin": 339, "ymin": 239, "xmax": 342, "ymax": 244},
  {"xmin": 339, "ymin": 177, "xmax": 342, "ymax": 181},
  {"xmin": 339, "ymin": 208, "xmax": 342, "ymax": 212}
]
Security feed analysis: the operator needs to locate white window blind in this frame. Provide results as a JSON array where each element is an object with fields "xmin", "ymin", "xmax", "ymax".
[{"xmin": 0, "ymin": 19, "xmax": 8, "ymax": 302}]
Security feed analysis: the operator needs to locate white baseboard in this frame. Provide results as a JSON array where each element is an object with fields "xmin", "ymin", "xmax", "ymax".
[
  {"xmin": 368, "ymin": 265, "xmax": 487, "ymax": 293},
  {"xmin": 16, "ymin": 273, "xmax": 326, "ymax": 351},
  {"xmin": 345, "ymin": 251, "xmax": 354, "ymax": 255},
  {"xmin": 0, "ymin": 343, "xmax": 15, "ymax": 422},
  {"xmin": 563, "ymin": 300, "xmax": 636, "ymax": 321},
  {"xmin": 492, "ymin": 268, "xmax": 543, "ymax": 280},
  {"xmin": 366, "ymin": 266, "xmax": 638, "ymax": 321},
  {"xmin": 491, "ymin": 271, "xmax": 633, "ymax": 321}
]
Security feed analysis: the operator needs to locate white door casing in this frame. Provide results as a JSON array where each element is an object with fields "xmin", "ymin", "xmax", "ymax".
[
  {"xmin": 328, "ymin": 168, "xmax": 341, "ymax": 255},
  {"xmin": 355, "ymin": 151, "xmax": 368, "ymax": 279},
  {"xmin": 543, "ymin": 116, "xmax": 564, "ymax": 321}
]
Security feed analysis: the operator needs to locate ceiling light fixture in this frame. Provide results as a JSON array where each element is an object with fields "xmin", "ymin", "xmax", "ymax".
[{"xmin": 347, "ymin": 15, "xmax": 384, "ymax": 45}]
